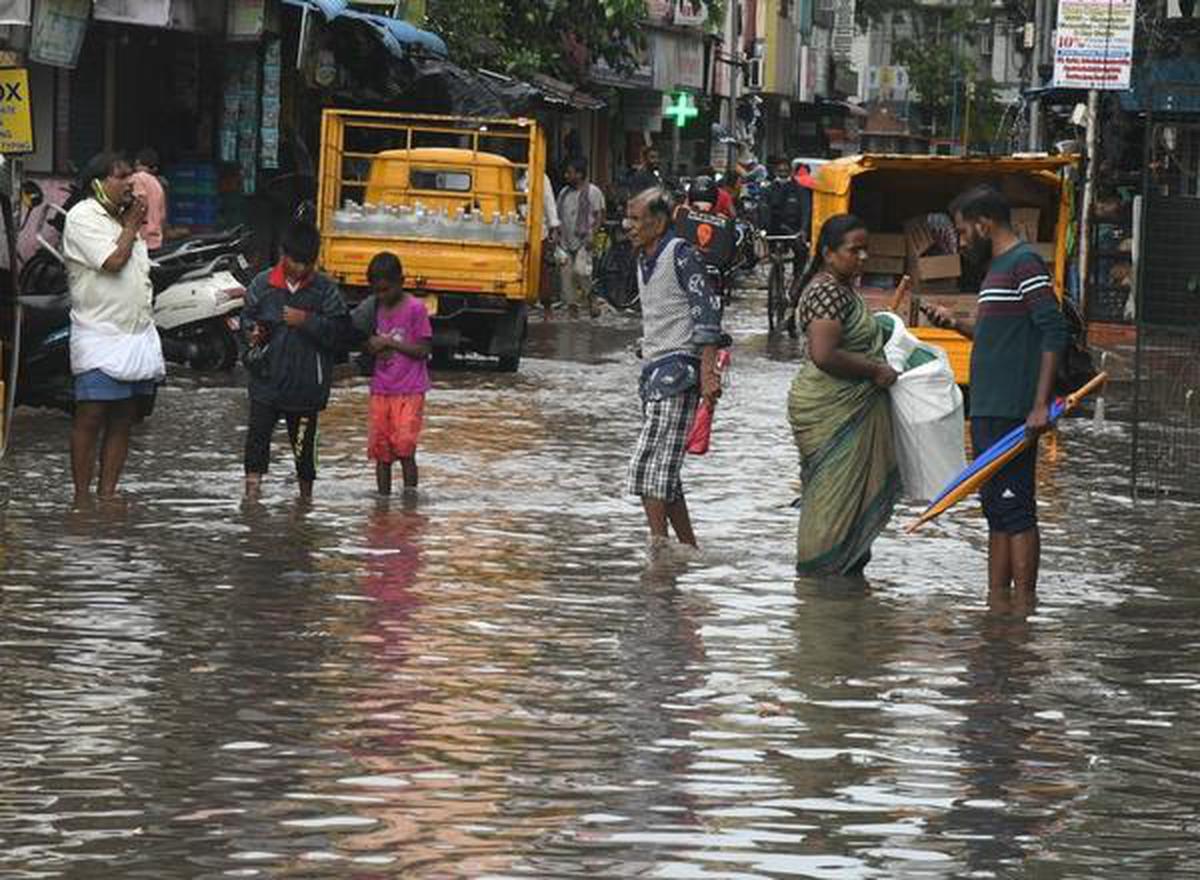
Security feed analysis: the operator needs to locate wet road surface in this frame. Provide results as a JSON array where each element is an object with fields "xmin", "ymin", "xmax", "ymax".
[{"xmin": 2, "ymin": 291, "xmax": 1200, "ymax": 878}]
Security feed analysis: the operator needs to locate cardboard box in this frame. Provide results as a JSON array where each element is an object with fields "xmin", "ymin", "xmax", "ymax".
[
  {"xmin": 1012, "ymin": 207, "xmax": 1041, "ymax": 242},
  {"xmin": 904, "ymin": 216, "xmax": 935, "ymax": 258},
  {"xmin": 864, "ymin": 255, "xmax": 905, "ymax": 275},
  {"xmin": 871, "ymin": 233, "xmax": 907, "ymax": 257},
  {"xmin": 916, "ymin": 253, "xmax": 962, "ymax": 281}
]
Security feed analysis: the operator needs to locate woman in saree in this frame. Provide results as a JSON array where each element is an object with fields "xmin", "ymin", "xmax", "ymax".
[{"xmin": 788, "ymin": 214, "xmax": 903, "ymax": 576}]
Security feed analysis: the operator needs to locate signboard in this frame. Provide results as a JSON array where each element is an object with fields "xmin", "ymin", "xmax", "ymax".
[
  {"xmin": 29, "ymin": 0, "xmax": 89, "ymax": 69},
  {"xmin": 1053, "ymin": 0, "xmax": 1136, "ymax": 90},
  {"xmin": 0, "ymin": 68, "xmax": 34, "ymax": 154}
]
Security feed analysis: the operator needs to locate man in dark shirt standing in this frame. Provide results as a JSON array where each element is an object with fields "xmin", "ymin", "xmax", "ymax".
[{"xmin": 927, "ymin": 185, "xmax": 1069, "ymax": 604}]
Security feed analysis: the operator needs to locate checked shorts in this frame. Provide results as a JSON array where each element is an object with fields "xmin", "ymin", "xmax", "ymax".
[{"xmin": 626, "ymin": 390, "xmax": 701, "ymax": 503}]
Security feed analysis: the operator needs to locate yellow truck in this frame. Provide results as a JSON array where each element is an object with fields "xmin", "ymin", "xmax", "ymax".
[
  {"xmin": 809, "ymin": 154, "xmax": 1077, "ymax": 385},
  {"xmin": 317, "ymin": 110, "xmax": 547, "ymax": 371}
]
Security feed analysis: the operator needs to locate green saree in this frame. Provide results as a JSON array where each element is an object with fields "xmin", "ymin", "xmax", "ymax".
[{"xmin": 788, "ymin": 282, "xmax": 901, "ymax": 576}]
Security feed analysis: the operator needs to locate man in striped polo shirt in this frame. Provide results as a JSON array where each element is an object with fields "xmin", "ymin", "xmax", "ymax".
[{"xmin": 927, "ymin": 185, "xmax": 1069, "ymax": 603}]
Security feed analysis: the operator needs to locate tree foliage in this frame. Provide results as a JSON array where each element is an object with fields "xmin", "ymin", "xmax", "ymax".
[
  {"xmin": 861, "ymin": 1, "xmax": 1009, "ymax": 145},
  {"xmin": 424, "ymin": 0, "xmax": 724, "ymax": 81},
  {"xmin": 424, "ymin": 0, "xmax": 648, "ymax": 80}
]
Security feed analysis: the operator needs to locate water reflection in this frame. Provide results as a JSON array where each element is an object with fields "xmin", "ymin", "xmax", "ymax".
[{"xmin": 2, "ymin": 292, "xmax": 1200, "ymax": 878}]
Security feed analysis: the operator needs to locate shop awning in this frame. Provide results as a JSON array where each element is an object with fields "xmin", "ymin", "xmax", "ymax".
[
  {"xmin": 527, "ymin": 73, "xmax": 606, "ymax": 111},
  {"xmin": 474, "ymin": 68, "xmax": 605, "ymax": 113},
  {"xmin": 283, "ymin": 0, "xmax": 447, "ymax": 58}
]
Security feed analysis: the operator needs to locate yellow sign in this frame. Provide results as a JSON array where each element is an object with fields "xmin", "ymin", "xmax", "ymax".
[{"xmin": 0, "ymin": 69, "xmax": 33, "ymax": 154}]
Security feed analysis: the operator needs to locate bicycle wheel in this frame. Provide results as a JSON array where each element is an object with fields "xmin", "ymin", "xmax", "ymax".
[{"xmin": 767, "ymin": 259, "xmax": 785, "ymax": 334}]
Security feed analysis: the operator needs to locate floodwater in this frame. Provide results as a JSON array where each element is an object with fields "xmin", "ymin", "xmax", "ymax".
[{"xmin": 2, "ymin": 292, "xmax": 1200, "ymax": 879}]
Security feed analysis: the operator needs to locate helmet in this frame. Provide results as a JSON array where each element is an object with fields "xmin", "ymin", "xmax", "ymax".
[{"xmin": 688, "ymin": 175, "xmax": 718, "ymax": 206}]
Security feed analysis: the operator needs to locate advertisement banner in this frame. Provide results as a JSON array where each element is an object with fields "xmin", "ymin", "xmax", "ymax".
[
  {"xmin": 94, "ymin": 0, "xmax": 172, "ymax": 27},
  {"xmin": 29, "ymin": 0, "xmax": 89, "ymax": 69},
  {"xmin": 1053, "ymin": 0, "xmax": 1136, "ymax": 90}
]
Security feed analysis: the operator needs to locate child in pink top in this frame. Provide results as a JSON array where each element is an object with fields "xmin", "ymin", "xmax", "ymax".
[{"xmin": 364, "ymin": 252, "xmax": 432, "ymax": 494}]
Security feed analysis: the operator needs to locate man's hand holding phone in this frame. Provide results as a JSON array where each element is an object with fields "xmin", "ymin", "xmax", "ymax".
[{"xmin": 122, "ymin": 195, "xmax": 148, "ymax": 233}]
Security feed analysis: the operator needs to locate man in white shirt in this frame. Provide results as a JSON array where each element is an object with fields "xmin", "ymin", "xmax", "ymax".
[
  {"xmin": 62, "ymin": 152, "xmax": 165, "ymax": 507},
  {"xmin": 556, "ymin": 157, "xmax": 606, "ymax": 319}
]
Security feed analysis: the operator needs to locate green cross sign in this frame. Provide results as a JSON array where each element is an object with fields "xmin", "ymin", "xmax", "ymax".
[{"xmin": 664, "ymin": 92, "xmax": 699, "ymax": 128}]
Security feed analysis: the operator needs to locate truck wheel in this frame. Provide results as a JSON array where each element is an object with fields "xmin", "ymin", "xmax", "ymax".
[{"xmin": 496, "ymin": 311, "xmax": 527, "ymax": 373}]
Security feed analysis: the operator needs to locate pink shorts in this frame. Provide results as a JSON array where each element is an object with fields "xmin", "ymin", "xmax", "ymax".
[{"xmin": 368, "ymin": 393, "xmax": 425, "ymax": 462}]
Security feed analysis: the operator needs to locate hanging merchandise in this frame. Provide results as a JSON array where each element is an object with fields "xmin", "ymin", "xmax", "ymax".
[
  {"xmin": 29, "ymin": 0, "xmax": 89, "ymax": 68},
  {"xmin": 218, "ymin": 47, "xmax": 262, "ymax": 193},
  {"xmin": 238, "ymin": 50, "xmax": 261, "ymax": 194},
  {"xmin": 260, "ymin": 38, "xmax": 281, "ymax": 170},
  {"xmin": 219, "ymin": 53, "xmax": 243, "ymax": 163}
]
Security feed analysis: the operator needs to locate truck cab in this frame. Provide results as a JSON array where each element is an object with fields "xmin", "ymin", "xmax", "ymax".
[{"xmin": 318, "ymin": 112, "xmax": 547, "ymax": 371}]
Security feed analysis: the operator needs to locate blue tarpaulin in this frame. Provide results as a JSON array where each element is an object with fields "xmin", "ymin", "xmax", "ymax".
[{"xmin": 282, "ymin": 0, "xmax": 447, "ymax": 59}]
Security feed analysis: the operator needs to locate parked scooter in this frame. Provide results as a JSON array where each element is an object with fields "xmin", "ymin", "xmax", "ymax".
[{"xmin": 148, "ymin": 228, "xmax": 253, "ymax": 370}]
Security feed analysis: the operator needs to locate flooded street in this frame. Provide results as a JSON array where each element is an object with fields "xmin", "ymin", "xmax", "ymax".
[{"xmin": 3, "ymin": 291, "xmax": 1200, "ymax": 879}]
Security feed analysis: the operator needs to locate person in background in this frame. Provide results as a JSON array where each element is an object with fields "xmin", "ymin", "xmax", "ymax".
[
  {"xmin": 242, "ymin": 219, "xmax": 351, "ymax": 502},
  {"xmin": 624, "ymin": 146, "xmax": 663, "ymax": 197},
  {"xmin": 354, "ymin": 252, "xmax": 432, "ymax": 496},
  {"xmin": 62, "ymin": 152, "xmax": 164, "ymax": 507},
  {"xmin": 925, "ymin": 185, "xmax": 1069, "ymax": 606},
  {"xmin": 765, "ymin": 155, "xmax": 812, "ymax": 278},
  {"xmin": 556, "ymin": 156, "xmax": 606, "ymax": 319},
  {"xmin": 788, "ymin": 214, "xmax": 901, "ymax": 577},
  {"xmin": 624, "ymin": 188, "xmax": 724, "ymax": 557},
  {"xmin": 517, "ymin": 167, "xmax": 561, "ymax": 320},
  {"xmin": 129, "ymin": 148, "xmax": 167, "ymax": 250},
  {"xmin": 688, "ymin": 167, "xmax": 736, "ymax": 218}
]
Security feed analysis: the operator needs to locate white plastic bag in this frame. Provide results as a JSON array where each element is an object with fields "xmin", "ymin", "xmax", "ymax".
[
  {"xmin": 876, "ymin": 313, "xmax": 967, "ymax": 501},
  {"xmin": 876, "ymin": 310, "xmax": 918, "ymax": 372}
]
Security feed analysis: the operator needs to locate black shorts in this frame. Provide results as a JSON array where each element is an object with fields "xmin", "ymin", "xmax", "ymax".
[
  {"xmin": 244, "ymin": 400, "xmax": 320, "ymax": 482},
  {"xmin": 971, "ymin": 417, "xmax": 1037, "ymax": 534}
]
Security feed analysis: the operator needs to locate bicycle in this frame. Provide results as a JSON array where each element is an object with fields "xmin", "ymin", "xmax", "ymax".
[
  {"xmin": 591, "ymin": 219, "xmax": 641, "ymax": 313},
  {"xmin": 761, "ymin": 231, "xmax": 806, "ymax": 335}
]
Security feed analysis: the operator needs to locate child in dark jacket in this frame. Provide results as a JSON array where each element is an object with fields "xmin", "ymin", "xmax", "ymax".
[{"xmin": 242, "ymin": 220, "xmax": 350, "ymax": 501}]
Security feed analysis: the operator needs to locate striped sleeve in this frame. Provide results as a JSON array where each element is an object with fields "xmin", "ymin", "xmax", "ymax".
[{"xmin": 1014, "ymin": 252, "xmax": 1069, "ymax": 353}]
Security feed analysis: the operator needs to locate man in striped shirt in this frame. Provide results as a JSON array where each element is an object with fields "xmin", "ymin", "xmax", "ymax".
[{"xmin": 926, "ymin": 185, "xmax": 1069, "ymax": 604}]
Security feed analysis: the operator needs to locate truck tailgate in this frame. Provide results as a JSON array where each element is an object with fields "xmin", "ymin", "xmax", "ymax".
[{"xmin": 322, "ymin": 234, "xmax": 528, "ymax": 298}]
